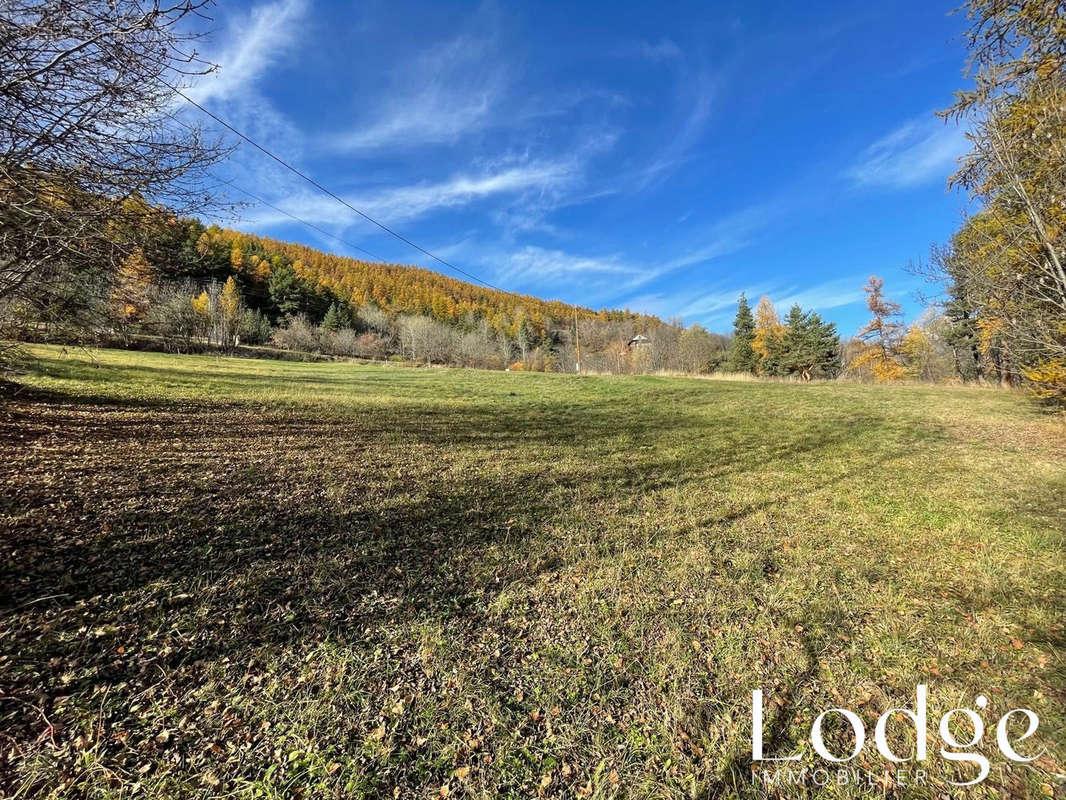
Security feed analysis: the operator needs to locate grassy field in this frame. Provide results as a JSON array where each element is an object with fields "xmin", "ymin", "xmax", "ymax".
[{"xmin": 1, "ymin": 345, "xmax": 1064, "ymax": 799}]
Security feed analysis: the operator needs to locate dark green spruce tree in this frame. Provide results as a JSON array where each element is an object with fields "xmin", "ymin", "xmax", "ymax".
[
  {"xmin": 321, "ymin": 302, "xmax": 343, "ymax": 333},
  {"xmin": 727, "ymin": 294, "xmax": 758, "ymax": 373},
  {"xmin": 780, "ymin": 304, "xmax": 841, "ymax": 380},
  {"xmin": 267, "ymin": 263, "xmax": 304, "ymax": 321}
]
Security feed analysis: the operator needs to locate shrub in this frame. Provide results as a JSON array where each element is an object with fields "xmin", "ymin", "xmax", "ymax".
[
  {"xmin": 271, "ymin": 315, "xmax": 319, "ymax": 353},
  {"xmin": 1023, "ymin": 358, "xmax": 1066, "ymax": 406},
  {"xmin": 329, "ymin": 328, "xmax": 360, "ymax": 357},
  {"xmin": 238, "ymin": 309, "xmax": 273, "ymax": 345}
]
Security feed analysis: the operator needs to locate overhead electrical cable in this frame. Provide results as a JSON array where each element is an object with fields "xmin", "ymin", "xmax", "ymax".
[
  {"xmin": 175, "ymin": 88, "xmax": 509, "ymax": 294},
  {"xmin": 215, "ymin": 177, "xmax": 385, "ymax": 262}
]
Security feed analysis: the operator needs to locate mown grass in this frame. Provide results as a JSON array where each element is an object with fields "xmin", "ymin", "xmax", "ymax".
[{"xmin": 1, "ymin": 345, "xmax": 1063, "ymax": 799}]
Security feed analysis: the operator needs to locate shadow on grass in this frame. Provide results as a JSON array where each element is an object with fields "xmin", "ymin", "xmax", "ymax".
[{"xmin": 1, "ymin": 376, "xmax": 1059, "ymax": 795}]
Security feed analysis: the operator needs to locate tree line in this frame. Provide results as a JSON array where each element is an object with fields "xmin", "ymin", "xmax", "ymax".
[
  {"xmin": 7, "ymin": 202, "xmax": 735, "ymax": 373},
  {"xmin": 722, "ymin": 274, "xmax": 1024, "ymax": 385},
  {"xmin": 719, "ymin": 2, "xmax": 1066, "ymax": 404},
  {"xmin": 916, "ymin": 0, "xmax": 1065, "ymax": 404},
  {"xmin": 0, "ymin": 1, "xmax": 726, "ymax": 377},
  {"xmin": 725, "ymin": 294, "xmax": 842, "ymax": 379}
]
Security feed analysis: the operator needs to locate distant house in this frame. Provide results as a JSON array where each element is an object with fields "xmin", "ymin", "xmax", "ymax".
[{"xmin": 627, "ymin": 334, "xmax": 651, "ymax": 350}]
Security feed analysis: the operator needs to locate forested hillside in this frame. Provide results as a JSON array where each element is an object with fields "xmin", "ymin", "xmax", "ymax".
[
  {"xmin": 179, "ymin": 221, "xmax": 645, "ymax": 334},
  {"xmin": 12, "ymin": 206, "xmax": 735, "ymax": 374}
]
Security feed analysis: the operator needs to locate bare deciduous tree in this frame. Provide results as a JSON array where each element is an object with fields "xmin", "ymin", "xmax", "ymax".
[{"xmin": 0, "ymin": 0, "xmax": 226, "ymax": 340}]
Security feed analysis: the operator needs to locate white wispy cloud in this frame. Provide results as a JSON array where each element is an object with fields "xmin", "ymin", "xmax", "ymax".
[
  {"xmin": 657, "ymin": 205, "xmax": 772, "ymax": 272},
  {"xmin": 359, "ymin": 163, "xmax": 578, "ymax": 222},
  {"xmin": 775, "ymin": 276, "xmax": 866, "ymax": 313},
  {"xmin": 243, "ymin": 160, "xmax": 580, "ymax": 230},
  {"xmin": 617, "ymin": 273, "xmax": 867, "ymax": 328},
  {"xmin": 633, "ymin": 67, "xmax": 717, "ymax": 190},
  {"xmin": 616, "ymin": 283, "xmax": 771, "ymax": 325},
  {"xmin": 656, "ymin": 238, "xmax": 742, "ymax": 272},
  {"xmin": 673, "ymin": 285, "xmax": 774, "ymax": 320},
  {"xmin": 206, "ymin": 8, "xmax": 622, "ymax": 241},
  {"xmin": 632, "ymin": 37, "xmax": 683, "ymax": 62},
  {"xmin": 183, "ymin": 0, "xmax": 311, "ymax": 195},
  {"xmin": 497, "ymin": 246, "xmax": 643, "ymax": 285},
  {"xmin": 488, "ymin": 202, "xmax": 776, "ymax": 305},
  {"xmin": 846, "ymin": 116, "xmax": 967, "ymax": 189},
  {"xmin": 324, "ymin": 34, "xmax": 505, "ymax": 153},
  {"xmin": 188, "ymin": 0, "xmax": 308, "ymax": 105}
]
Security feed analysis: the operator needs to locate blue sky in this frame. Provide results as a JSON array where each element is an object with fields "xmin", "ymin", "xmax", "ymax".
[{"xmin": 188, "ymin": 0, "xmax": 975, "ymax": 335}]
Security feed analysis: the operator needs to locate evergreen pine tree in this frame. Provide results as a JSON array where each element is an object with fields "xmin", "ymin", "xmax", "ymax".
[
  {"xmin": 727, "ymin": 294, "xmax": 757, "ymax": 373},
  {"xmin": 267, "ymin": 263, "xmax": 304, "ymax": 320},
  {"xmin": 322, "ymin": 302, "xmax": 343, "ymax": 333},
  {"xmin": 780, "ymin": 304, "xmax": 841, "ymax": 380},
  {"xmin": 238, "ymin": 308, "xmax": 273, "ymax": 345},
  {"xmin": 807, "ymin": 312, "xmax": 841, "ymax": 379},
  {"xmin": 942, "ymin": 295, "xmax": 983, "ymax": 381}
]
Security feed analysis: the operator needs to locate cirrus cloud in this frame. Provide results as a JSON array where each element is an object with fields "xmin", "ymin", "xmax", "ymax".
[{"xmin": 846, "ymin": 116, "xmax": 967, "ymax": 190}]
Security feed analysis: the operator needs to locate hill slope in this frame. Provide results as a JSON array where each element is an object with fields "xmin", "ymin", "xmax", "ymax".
[{"xmin": 155, "ymin": 219, "xmax": 658, "ymax": 341}]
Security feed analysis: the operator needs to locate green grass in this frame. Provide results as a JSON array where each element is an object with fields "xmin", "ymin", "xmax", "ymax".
[{"xmin": 1, "ymin": 345, "xmax": 1064, "ymax": 799}]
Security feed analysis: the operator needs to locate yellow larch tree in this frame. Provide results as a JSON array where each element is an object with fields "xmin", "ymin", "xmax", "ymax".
[{"xmin": 752, "ymin": 295, "xmax": 783, "ymax": 374}]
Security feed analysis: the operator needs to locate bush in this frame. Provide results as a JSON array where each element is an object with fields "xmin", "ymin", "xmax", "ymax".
[
  {"xmin": 456, "ymin": 329, "xmax": 499, "ymax": 369},
  {"xmin": 145, "ymin": 283, "xmax": 201, "ymax": 351},
  {"xmin": 355, "ymin": 332, "xmax": 388, "ymax": 359},
  {"xmin": 271, "ymin": 315, "xmax": 320, "ymax": 353},
  {"xmin": 1023, "ymin": 358, "xmax": 1066, "ymax": 406},
  {"xmin": 238, "ymin": 309, "xmax": 273, "ymax": 345},
  {"xmin": 327, "ymin": 328, "xmax": 358, "ymax": 356}
]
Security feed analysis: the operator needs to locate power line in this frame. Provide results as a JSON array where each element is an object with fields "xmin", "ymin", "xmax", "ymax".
[
  {"xmin": 175, "ymin": 88, "xmax": 508, "ymax": 294},
  {"xmin": 164, "ymin": 110, "xmax": 385, "ymax": 262},
  {"xmin": 215, "ymin": 177, "xmax": 385, "ymax": 263}
]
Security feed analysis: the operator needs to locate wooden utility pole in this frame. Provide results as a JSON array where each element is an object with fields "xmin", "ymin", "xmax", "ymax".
[{"xmin": 574, "ymin": 308, "xmax": 581, "ymax": 374}]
